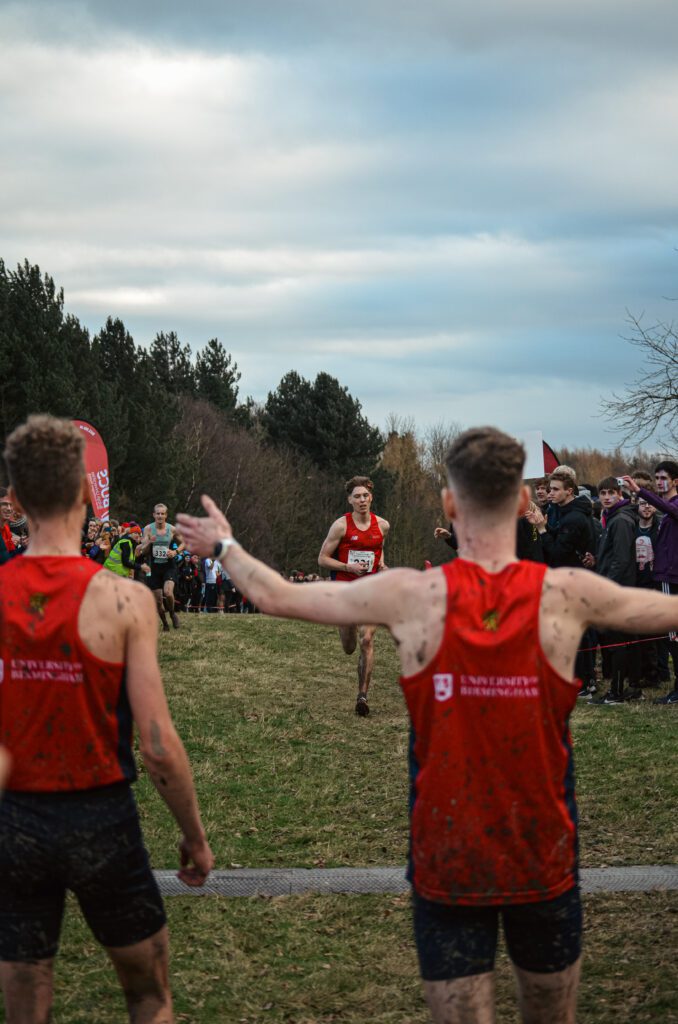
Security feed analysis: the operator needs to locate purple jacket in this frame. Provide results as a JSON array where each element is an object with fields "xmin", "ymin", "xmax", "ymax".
[{"xmin": 638, "ymin": 487, "xmax": 678, "ymax": 585}]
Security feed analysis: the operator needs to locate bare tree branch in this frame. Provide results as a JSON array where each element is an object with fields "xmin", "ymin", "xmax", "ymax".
[
  {"xmin": 601, "ymin": 312, "xmax": 678, "ymax": 447},
  {"xmin": 224, "ymin": 456, "xmax": 242, "ymax": 517}
]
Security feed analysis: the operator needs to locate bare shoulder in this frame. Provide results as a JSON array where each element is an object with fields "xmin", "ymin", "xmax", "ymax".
[
  {"xmin": 87, "ymin": 568, "xmax": 151, "ymax": 611},
  {"xmin": 388, "ymin": 567, "xmax": 448, "ymax": 675},
  {"xmin": 356, "ymin": 566, "xmax": 442, "ymax": 631},
  {"xmin": 327, "ymin": 516, "xmax": 348, "ymax": 538},
  {"xmin": 543, "ymin": 566, "xmax": 592, "ymax": 600},
  {"xmin": 80, "ymin": 572, "xmax": 156, "ymax": 661},
  {"xmin": 376, "ymin": 515, "xmax": 390, "ymax": 532},
  {"xmin": 379, "ymin": 565, "xmax": 432, "ymax": 595},
  {"xmin": 379, "ymin": 565, "xmax": 446, "ymax": 622}
]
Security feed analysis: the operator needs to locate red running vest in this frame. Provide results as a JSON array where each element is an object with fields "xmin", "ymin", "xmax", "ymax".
[
  {"xmin": 335, "ymin": 512, "xmax": 383, "ymax": 581},
  {"xmin": 0, "ymin": 556, "xmax": 135, "ymax": 792},
  {"xmin": 400, "ymin": 558, "xmax": 579, "ymax": 906}
]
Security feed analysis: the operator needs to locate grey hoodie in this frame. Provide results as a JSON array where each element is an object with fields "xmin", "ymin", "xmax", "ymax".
[{"xmin": 596, "ymin": 499, "xmax": 637, "ymax": 586}]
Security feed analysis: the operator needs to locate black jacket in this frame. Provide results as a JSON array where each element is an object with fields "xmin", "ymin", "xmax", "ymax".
[
  {"xmin": 596, "ymin": 500, "xmax": 637, "ymax": 586},
  {"xmin": 541, "ymin": 496, "xmax": 593, "ymax": 568},
  {"xmin": 517, "ymin": 517, "xmax": 544, "ymax": 562}
]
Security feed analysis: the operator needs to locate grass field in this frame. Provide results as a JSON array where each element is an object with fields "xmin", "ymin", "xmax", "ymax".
[{"xmin": 5, "ymin": 615, "xmax": 678, "ymax": 1022}]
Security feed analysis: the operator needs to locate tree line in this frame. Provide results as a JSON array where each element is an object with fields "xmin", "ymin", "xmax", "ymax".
[{"xmin": 0, "ymin": 259, "xmax": 669, "ymax": 572}]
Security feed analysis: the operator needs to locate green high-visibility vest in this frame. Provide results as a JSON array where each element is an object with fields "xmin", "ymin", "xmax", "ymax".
[{"xmin": 104, "ymin": 537, "xmax": 135, "ymax": 577}]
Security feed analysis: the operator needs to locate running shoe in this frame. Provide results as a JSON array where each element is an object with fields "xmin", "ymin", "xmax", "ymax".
[
  {"xmin": 589, "ymin": 690, "xmax": 624, "ymax": 705},
  {"xmin": 653, "ymin": 689, "xmax": 678, "ymax": 705},
  {"xmin": 577, "ymin": 682, "xmax": 597, "ymax": 699},
  {"xmin": 171, "ymin": 612, "xmax": 180, "ymax": 629},
  {"xmin": 355, "ymin": 694, "xmax": 370, "ymax": 716}
]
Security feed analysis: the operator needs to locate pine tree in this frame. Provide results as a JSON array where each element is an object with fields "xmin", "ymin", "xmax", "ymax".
[
  {"xmin": 0, "ymin": 260, "xmax": 85, "ymax": 434},
  {"xmin": 195, "ymin": 338, "xmax": 240, "ymax": 413},
  {"xmin": 263, "ymin": 371, "xmax": 383, "ymax": 478},
  {"xmin": 150, "ymin": 331, "xmax": 196, "ymax": 396}
]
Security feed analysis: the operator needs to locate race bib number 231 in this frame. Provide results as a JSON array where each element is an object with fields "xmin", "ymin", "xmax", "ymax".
[{"xmin": 347, "ymin": 550, "xmax": 375, "ymax": 572}]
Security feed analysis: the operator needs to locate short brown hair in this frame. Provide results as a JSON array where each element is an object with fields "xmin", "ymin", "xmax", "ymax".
[
  {"xmin": 3, "ymin": 415, "xmax": 85, "ymax": 517},
  {"xmin": 345, "ymin": 476, "xmax": 374, "ymax": 495},
  {"xmin": 598, "ymin": 475, "xmax": 622, "ymax": 493},
  {"xmin": 444, "ymin": 427, "xmax": 525, "ymax": 509}
]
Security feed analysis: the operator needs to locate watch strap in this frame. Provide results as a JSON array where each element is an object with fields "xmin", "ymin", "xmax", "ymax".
[{"xmin": 214, "ymin": 537, "xmax": 240, "ymax": 559}]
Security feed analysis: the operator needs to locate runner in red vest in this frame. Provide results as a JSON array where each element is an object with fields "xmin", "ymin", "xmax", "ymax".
[
  {"xmin": 0, "ymin": 415, "xmax": 213, "ymax": 1024},
  {"xmin": 179, "ymin": 427, "xmax": 678, "ymax": 1024},
  {"xmin": 318, "ymin": 476, "xmax": 389, "ymax": 716}
]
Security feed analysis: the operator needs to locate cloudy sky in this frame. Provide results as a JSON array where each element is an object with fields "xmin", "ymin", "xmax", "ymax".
[{"xmin": 2, "ymin": 0, "xmax": 678, "ymax": 449}]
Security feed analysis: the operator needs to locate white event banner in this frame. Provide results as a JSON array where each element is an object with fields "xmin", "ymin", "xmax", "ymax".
[{"xmin": 516, "ymin": 431, "xmax": 545, "ymax": 479}]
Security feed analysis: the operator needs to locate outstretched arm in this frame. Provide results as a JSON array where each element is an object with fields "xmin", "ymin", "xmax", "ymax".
[
  {"xmin": 564, "ymin": 568, "xmax": 678, "ymax": 635},
  {"xmin": 538, "ymin": 567, "xmax": 678, "ymax": 680},
  {"xmin": 178, "ymin": 496, "xmax": 413, "ymax": 626}
]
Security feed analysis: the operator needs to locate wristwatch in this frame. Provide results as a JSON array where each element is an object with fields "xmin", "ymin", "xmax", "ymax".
[{"xmin": 213, "ymin": 537, "xmax": 241, "ymax": 559}]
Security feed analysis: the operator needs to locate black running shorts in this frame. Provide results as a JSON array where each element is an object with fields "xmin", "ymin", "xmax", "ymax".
[
  {"xmin": 0, "ymin": 783, "xmax": 166, "ymax": 961},
  {"xmin": 413, "ymin": 885, "xmax": 582, "ymax": 980},
  {"xmin": 149, "ymin": 560, "xmax": 178, "ymax": 591}
]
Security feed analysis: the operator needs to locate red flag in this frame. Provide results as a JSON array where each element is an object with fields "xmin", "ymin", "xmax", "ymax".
[
  {"xmin": 542, "ymin": 440, "xmax": 559, "ymax": 473},
  {"xmin": 72, "ymin": 420, "xmax": 110, "ymax": 521}
]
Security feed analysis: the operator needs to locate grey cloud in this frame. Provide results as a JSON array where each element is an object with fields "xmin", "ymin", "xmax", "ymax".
[
  {"xmin": 2, "ymin": 0, "xmax": 677, "ymax": 450},
  {"xmin": 7, "ymin": 0, "xmax": 678, "ymax": 61}
]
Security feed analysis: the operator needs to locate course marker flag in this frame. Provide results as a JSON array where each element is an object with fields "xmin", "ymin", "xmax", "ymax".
[
  {"xmin": 72, "ymin": 420, "xmax": 110, "ymax": 521},
  {"xmin": 516, "ymin": 431, "xmax": 560, "ymax": 477},
  {"xmin": 543, "ymin": 440, "xmax": 560, "ymax": 473}
]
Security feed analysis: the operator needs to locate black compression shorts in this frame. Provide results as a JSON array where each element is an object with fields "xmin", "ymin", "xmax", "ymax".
[{"xmin": 0, "ymin": 783, "xmax": 166, "ymax": 961}]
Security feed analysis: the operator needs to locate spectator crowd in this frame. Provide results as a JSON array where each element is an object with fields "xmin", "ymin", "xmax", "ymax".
[
  {"xmin": 83, "ymin": 517, "xmax": 262, "ymax": 614},
  {"xmin": 531, "ymin": 462, "xmax": 677, "ymax": 703}
]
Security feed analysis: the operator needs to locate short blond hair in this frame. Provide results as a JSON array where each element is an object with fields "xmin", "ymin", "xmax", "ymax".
[{"xmin": 549, "ymin": 469, "xmax": 576, "ymax": 494}]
